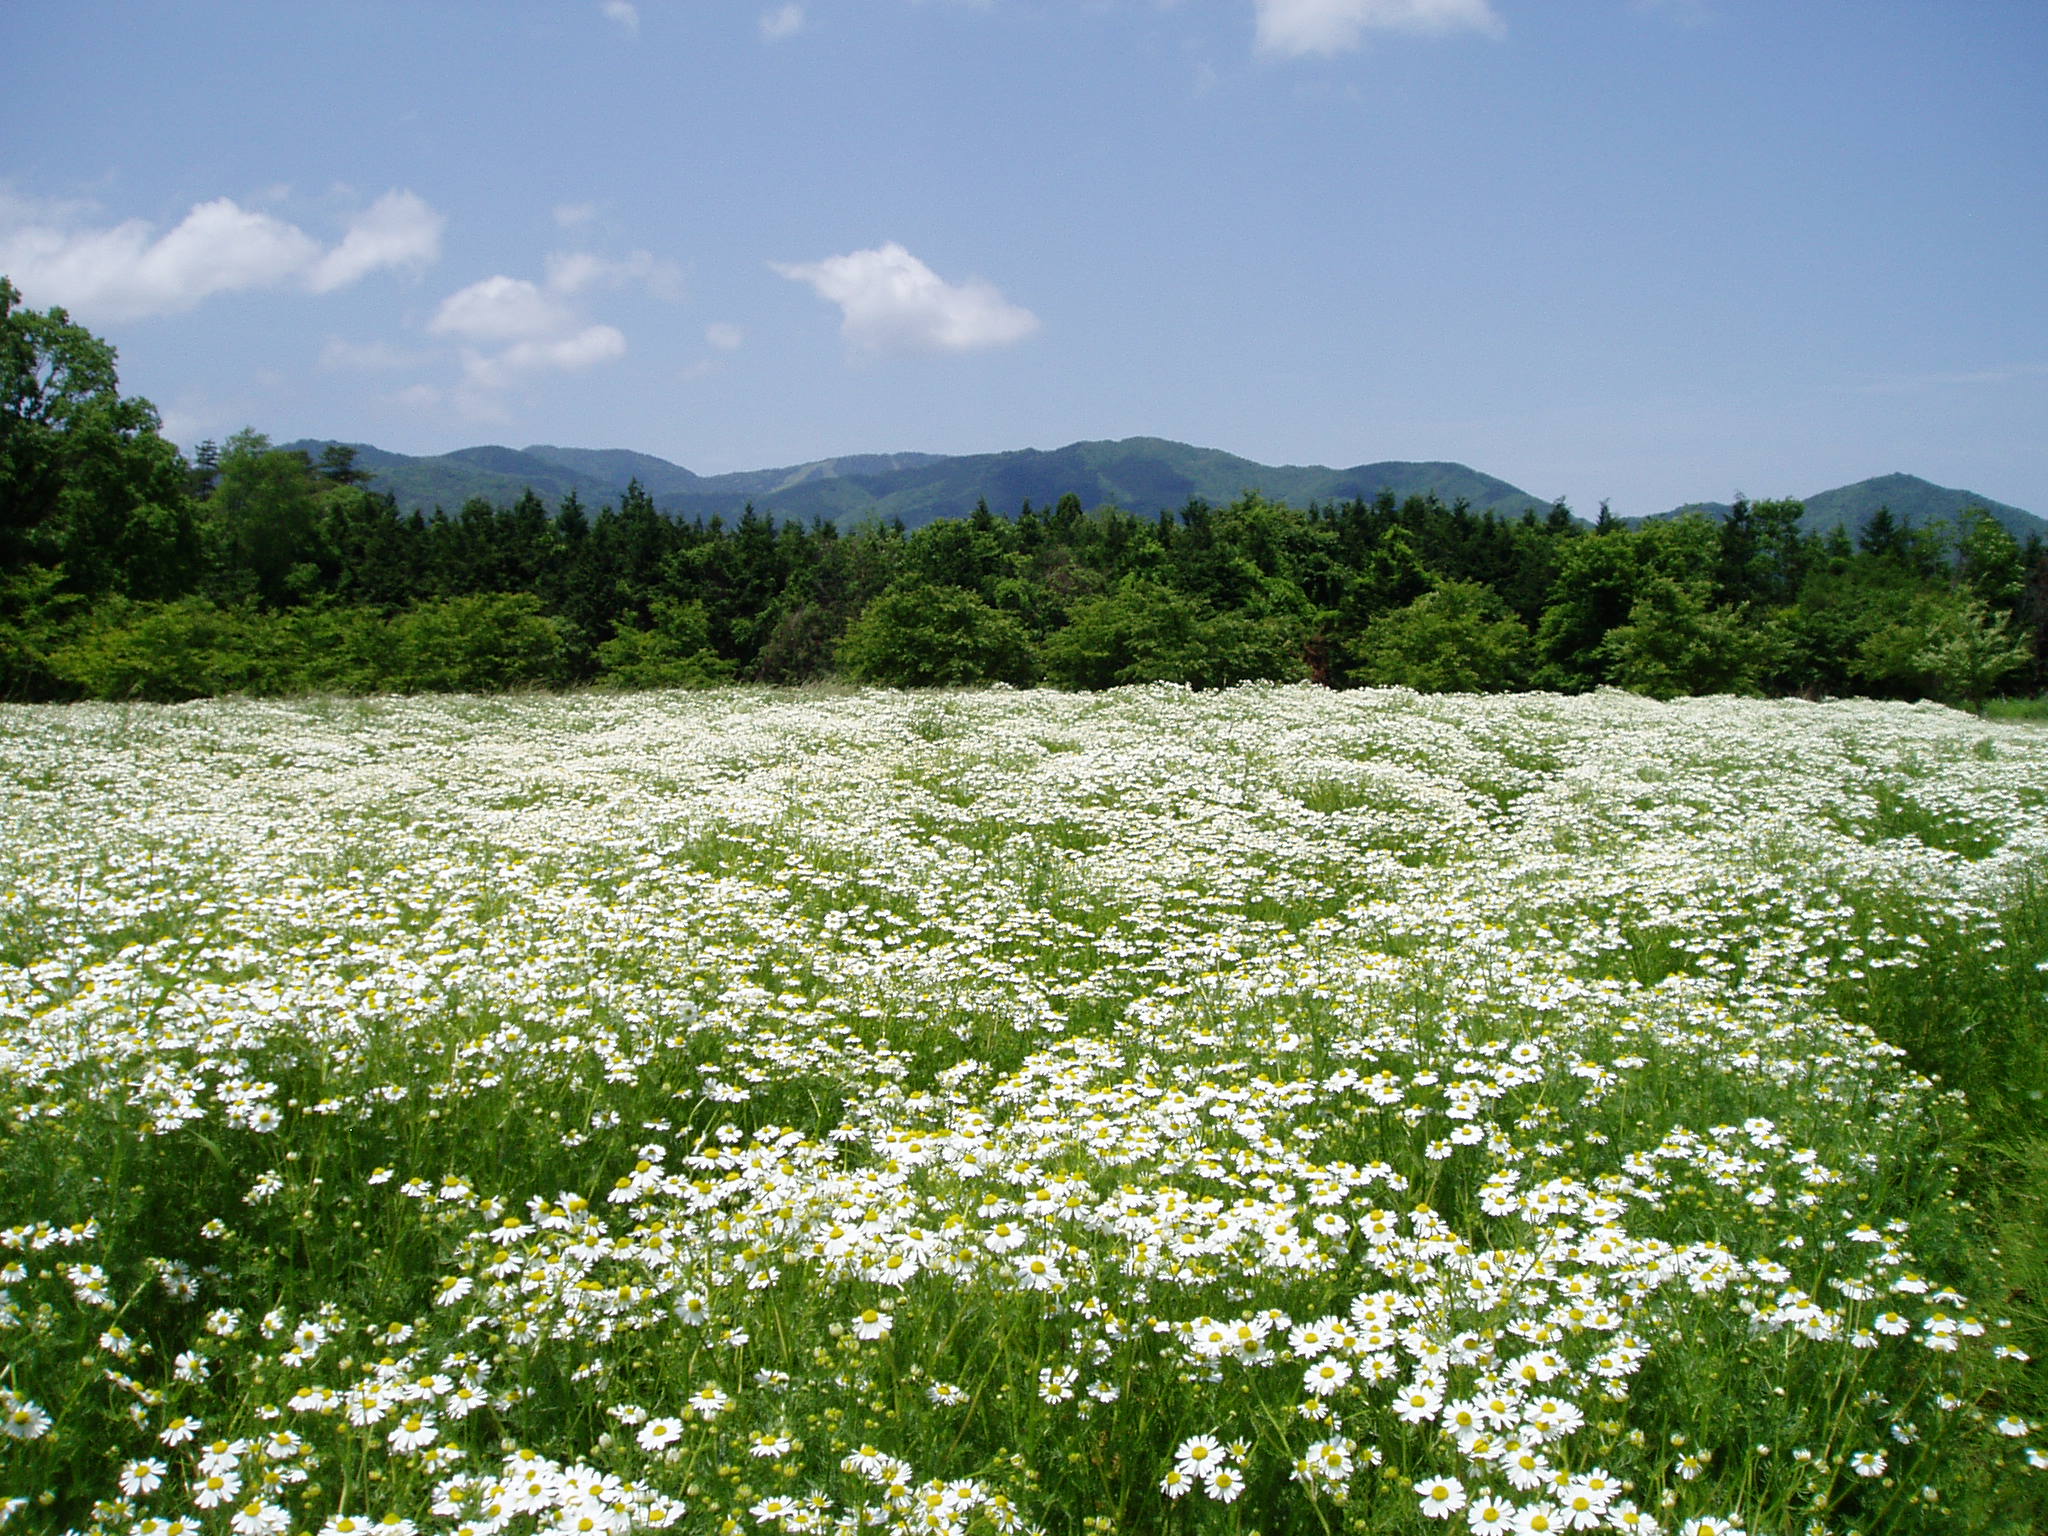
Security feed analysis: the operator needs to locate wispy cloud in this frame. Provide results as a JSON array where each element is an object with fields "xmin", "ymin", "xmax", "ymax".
[
  {"xmin": 423, "ymin": 245, "xmax": 674, "ymax": 405},
  {"xmin": 457, "ymin": 326, "xmax": 628, "ymax": 393},
  {"xmin": 544, "ymin": 248, "xmax": 684, "ymax": 302},
  {"xmin": 1631, "ymin": 0, "xmax": 1713, "ymax": 25},
  {"xmin": 0, "ymin": 188, "xmax": 444, "ymax": 322},
  {"xmin": 760, "ymin": 4, "xmax": 805, "ymax": 41},
  {"xmin": 1853, "ymin": 362, "xmax": 2048, "ymax": 395},
  {"xmin": 318, "ymin": 337, "xmax": 432, "ymax": 372},
  {"xmin": 601, "ymin": 1, "xmax": 639, "ymax": 36},
  {"xmin": 706, "ymin": 322, "xmax": 746, "ymax": 351},
  {"xmin": 1253, "ymin": 0, "xmax": 1504, "ymax": 57},
  {"xmin": 306, "ymin": 191, "xmax": 445, "ymax": 294},
  {"xmin": 772, "ymin": 242, "xmax": 1039, "ymax": 356}
]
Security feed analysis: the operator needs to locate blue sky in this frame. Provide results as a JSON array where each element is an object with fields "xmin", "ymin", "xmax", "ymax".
[{"xmin": 5, "ymin": 0, "xmax": 2045, "ymax": 516}]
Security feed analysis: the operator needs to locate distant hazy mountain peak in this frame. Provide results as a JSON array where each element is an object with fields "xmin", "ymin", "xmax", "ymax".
[
  {"xmin": 1645, "ymin": 472, "xmax": 2044, "ymax": 542},
  {"xmin": 276, "ymin": 436, "xmax": 2041, "ymax": 540}
]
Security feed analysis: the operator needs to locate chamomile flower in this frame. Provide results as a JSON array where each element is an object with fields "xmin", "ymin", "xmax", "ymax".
[
  {"xmin": 1303, "ymin": 1357, "xmax": 1353, "ymax": 1397},
  {"xmin": 1174, "ymin": 1435, "xmax": 1226, "ymax": 1478},
  {"xmin": 686, "ymin": 1385, "xmax": 732, "ymax": 1420},
  {"xmin": 121, "ymin": 1459, "xmax": 168, "ymax": 1497},
  {"xmin": 636, "ymin": 1417, "xmax": 685, "ymax": 1452},
  {"xmin": 1205, "ymin": 1466, "xmax": 1246, "ymax": 1503},
  {"xmin": 1416, "ymin": 1476, "xmax": 1466, "ymax": 1518}
]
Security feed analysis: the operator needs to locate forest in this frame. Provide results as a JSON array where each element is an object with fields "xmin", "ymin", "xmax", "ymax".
[{"xmin": 7, "ymin": 277, "xmax": 2046, "ymax": 707}]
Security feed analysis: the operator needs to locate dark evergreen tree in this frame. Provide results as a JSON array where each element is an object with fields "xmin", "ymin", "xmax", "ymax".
[
  {"xmin": 1860, "ymin": 505, "xmax": 1905, "ymax": 561},
  {"xmin": 317, "ymin": 443, "xmax": 372, "ymax": 486}
]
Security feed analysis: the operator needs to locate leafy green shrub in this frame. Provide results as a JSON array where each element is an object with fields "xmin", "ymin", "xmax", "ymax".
[
  {"xmin": 597, "ymin": 598, "xmax": 736, "ymax": 689},
  {"xmin": 0, "ymin": 563, "xmax": 82, "ymax": 700},
  {"xmin": 392, "ymin": 592, "xmax": 569, "ymax": 693},
  {"xmin": 1854, "ymin": 593, "xmax": 2031, "ymax": 711},
  {"xmin": 1598, "ymin": 576, "xmax": 1774, "ymax": 699},
  {"xmin": 838, "ymin": 582, "xmax": 1036, "ymax": 687},
  {"xmin": 46, "ymin": 597, "xmax": 281, "ymax": 701},
  {"xmin": 274, "ymin": 604, "xmax": 403, "ymax": 694},
  {"xmin": 1041, "ymin": 575, "xmax": 1305, "ymax": 689},
  {"xmin": 1350, "ymin": 580, "xmax": 1531, "ymax": 693},
  {"xmin": 47, "ymin": 595, "xmax": 573, "ymax": 699},
  {"xmin": 750, "ymin": 601, "xmax": 844, "ymax": 684}
]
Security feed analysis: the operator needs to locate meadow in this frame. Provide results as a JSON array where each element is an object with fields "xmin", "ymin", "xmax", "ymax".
[{"xmin": 1, "ymin": 684, "xmax": 2044, "ymax": 1536}]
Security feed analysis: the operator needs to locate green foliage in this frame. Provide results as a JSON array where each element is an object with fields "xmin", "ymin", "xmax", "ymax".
[
  {"xmin": 1981, "ymin": 694, "xmax": 2048, "ymax": 722},
  {"xmin": 1825, "ymin": 877, "xmax": 2048, "ymax": 1517},
  {"xmin": 749, "ymin": 601, "xmax": 845, "ymax": 683},
  {"xmin": 0, "ymin": 563, "xmax": 80, "ymax": 699},
  {"xmin": 1, "ymin": 276, "xmax": 119, "ymax": 568},
  {"xmin": 391, "ymin": 592, "xmax": 569, "ymax": 693},
  {"xmin": 201, "ymin": 430, "xmax": 331, "ymax": 607},
  {"xmin": 1349, "ymin": 580, "xmax": 1531, "ymax": 692},
  {"xmin": 1533, "ymin": 531, "xmax": 1646, "ymax": 690},
  {"xmin": 47, "ymin": 597, "xmax": 266, "ymax": 700},
  {"xmin": 596, "ymin": 597, "xmax": 737, "ymax": 689},
  {"xmin": 1955, "ymin": 507, "xmax": 2026, "ymax": 610},
  {"xmin": 1351, "ymin": 521, "xmax": 1436, "ymax": 615},
  {"xmin": 1, "ymin": 277, "xmax": 197, "ymax": 599},
  {"xmin": 45, "ymin": 599, "xmax": 383, "ymax": 701},
  {"xmin": 837, "ymin": 582, "xmax": 1037, "ymax": 687},
  {"xmin": 1764, "ymin": 566, "xmax": 1912, "ymax": 697},
  {"xmin": 901, "ymin": 504, "xmax": 1013, "ymax": 598},
  {"xmin": 1714, "ymin": 496, "xmax": 1809, "ymax": 607},
  {"xmin": 1853, "ymin": 592, "xmax": 2030, "ymax": 708},
  {"xmin": 1599, "ymin": 576, "xmax": 1772, "ymax": 699},
  {"xmin": 41, "ymin": 594, "xmax": 568, "ymax": 700},
  {"xmin": 1040, "ymin": 575, "xmax": 1307, "ymax": 689}
]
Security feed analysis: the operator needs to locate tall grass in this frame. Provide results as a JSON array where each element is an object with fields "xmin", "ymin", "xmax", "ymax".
[{"xmin": 1980, "ymin": 695, "xmax": 2048, "ymax": 724}]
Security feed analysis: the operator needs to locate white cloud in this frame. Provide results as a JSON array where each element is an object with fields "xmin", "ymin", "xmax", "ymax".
[
  {"xmin": 771, "ymin": 242, "xmax": 1038, "ymax": 356},
  {"xmin": 307, "ymin": 190, "xmax": 444, "ymax": 293},
  {"xmin": 761, "ymin": 4, "xmax": 805, "ymax": 40},
  {"xmin": 154, "ymin": 403, "xmax": 209, "ymax": 449},
  {"xmin": 430, "ymin": 275, "xmax": 579, "ymax": 344},
  {"xmin": 543, "ymin": 252, "xmax": 610, "ymax": 296},
  {"xmin": 544, "ymin": 248, "xmax": 684, "ymax": 301},
  {"xmin": 553, "ymin": 201, "xmax": 598, "ymax": 228},
  {"xmin": 0, "ymin": 188, "xmax": 445, "ymax": 321},
  {"xmin": 706, "ymin": 322, "xmax": 745, "ymax": 351},
  {"xmin": 426, "ymin": 247, "xmax": 662, "ymax": 398},
  {"xmin": 601, "ymin": 1, "xmax": 639, "ymax": 35},
  {"xmin": 1253, "ymin": 0, "xmax": 1503, "ymax": 56},
  {"xmin": 0, "ymin": 196, "xmax": 316, "ymax": 321},
  {"xmin": 461, "ymin": 325, "xmax": 627, "ymax": 392},
  {"xmin": 319, "ymin": 337, "xmax": 431, "ymax": 371}
]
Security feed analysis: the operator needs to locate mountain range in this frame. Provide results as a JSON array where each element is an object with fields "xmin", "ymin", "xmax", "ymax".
[
  {"xmin": 1653, "ymin": 473, "xmax": 2045, "ymax": 544},
  {"xmin": 280, "ymin": 437, "xmax": 2047, "ymax": 543}
]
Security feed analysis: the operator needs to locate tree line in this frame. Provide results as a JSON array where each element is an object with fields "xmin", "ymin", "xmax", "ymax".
[{"xmin": 6, "ymin": 278, "xmax": 2045, "ymax": 707}]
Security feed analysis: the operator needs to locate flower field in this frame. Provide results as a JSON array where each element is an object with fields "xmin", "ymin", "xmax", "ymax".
[{"xmin": 2, "ymin": 684, "xmax": 2045, "ymax": 1536}]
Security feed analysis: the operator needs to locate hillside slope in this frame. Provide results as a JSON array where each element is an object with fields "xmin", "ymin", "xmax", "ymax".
[{"xmin": 285, "ymin": 436, "xmax": 1550, "ymax": 526}]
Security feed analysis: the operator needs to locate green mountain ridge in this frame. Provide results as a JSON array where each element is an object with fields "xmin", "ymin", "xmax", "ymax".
[
  {"xmin": 1649, "ymin": 473, "xmax": 2045, "ymax": 543},
  {"xmin": 280, "ymin": 436, "xmax": 1553, "ymax": 527},
  {"xmin": 277, "ymin": 438, "xmax": 2044, "ymax": 542}
]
